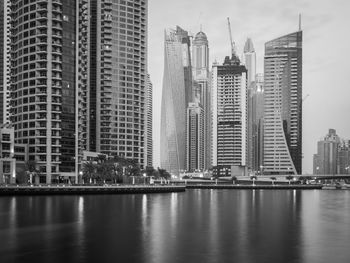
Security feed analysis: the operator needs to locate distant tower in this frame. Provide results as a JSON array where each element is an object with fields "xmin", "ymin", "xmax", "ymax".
[
  {"xmin": 192, "ymin": 30, "xmax": 211, "ymax": 170},
  {"xmin": 243, "ymin": 38, "xmax": 256, "ymax": 85},
  {"xmin": 161, "ymin": 26, "xmax": 192, "ymax": 175},
  {"xmin": 212, "ymin": 55, "xmax": 247, "ymax": 169},
  {"xmin": 313, "ymin": 129, "xmax": 340, "ymax": 174},
  {"xmin": 186, "ymin": 101, "xmax": 204, "ymax": 171},
  {"xmin": 251, "ymin": 74, "xmax": 264, "ymax": 174},
  {"xmin": 263, "ymin": 28, "xmax": 302, "ymax": 175},
  {"xmin": 244, "ymin": 38, "xmax": 256, "ymax": 171}
]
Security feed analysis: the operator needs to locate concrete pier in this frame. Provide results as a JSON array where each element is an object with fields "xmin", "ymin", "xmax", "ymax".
[{"xmin": 185, "ymin": 184, "xmax": 323, "ymax": 190}]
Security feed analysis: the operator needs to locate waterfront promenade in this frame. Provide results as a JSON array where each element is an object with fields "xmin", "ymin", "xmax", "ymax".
[{"xmin": 0, "ymin": 185, "xmax": 186, "ymax": 196}]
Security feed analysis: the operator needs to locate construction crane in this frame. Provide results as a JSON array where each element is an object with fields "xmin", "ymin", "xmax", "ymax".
[{"xmin": 227, "ymin": 17, "xmax": 235, "ymax": 57}]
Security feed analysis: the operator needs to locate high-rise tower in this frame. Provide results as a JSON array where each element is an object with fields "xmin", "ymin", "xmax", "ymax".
[
  {"xmin": 243, "ymin": 38, "xmax": 256, "ymax": 85},
  {"xmin": 9, "ymin": 0, "xmax": 89, "ymax": 183},
  {"xmin": 146, "ymin": 73, "xmax": 153, "ymax": 167},
  {"xmin": 160, "ymin": 26, "xmax": 192, "ymax": 175},
  {"xmin": 212, "ymin": 55, "xmax": 247, "ymax": 169},
  {"xmin": 244, "ymin": 38, "xmax": 256, "ymax": 171},
  {"xmin": 186, "ymin": 101, "xmax": 204, "ymax": 171},
  {"xmin": 263, "ymin": 30, "xmax": 302, "ymax": 175},
  {"xmin": 313, "ymin": 129, "xmax": 340, "ymax": 175},
  {"xmin": 0, "ymin": 0, "xmax": 11, "ymax": 125},
  {"xmin": 250, "ymin": 74, "xmax": 264, "ymax": 174},
  {"xmin": 89, "ymin": 0, "xmax": 148, "ymax": 168},
  {"xmin": 192, "ymin": 30, "xmax": 210, "ymax": 170}
]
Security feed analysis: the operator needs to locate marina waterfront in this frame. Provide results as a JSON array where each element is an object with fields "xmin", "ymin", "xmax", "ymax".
[{"xmin": 1, "ymin": 189, "xmax": 350, "ymax": 263}]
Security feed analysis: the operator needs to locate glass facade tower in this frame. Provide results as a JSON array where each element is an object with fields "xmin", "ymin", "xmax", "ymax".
[
  {"xmin": 160, "ymin": 26, "xmax": 192, "ymax": 175},
  {"xmin": 263, "ymin": 31, "xmax": 302, "ymax": 175}
]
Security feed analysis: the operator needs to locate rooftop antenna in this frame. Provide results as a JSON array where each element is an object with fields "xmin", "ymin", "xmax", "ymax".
[
  {"xmin": 200, "ymin": 24, "xmax": 202, "ymax": 32},
  {"xmin": 299, "ymin": 13, "xmax": 302, "ymax": 31}
]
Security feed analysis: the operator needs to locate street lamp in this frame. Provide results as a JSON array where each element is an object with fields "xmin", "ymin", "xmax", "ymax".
[
  {"xmin": 143, "ymin": 173, "xmax": 146, "ymax": 185},
  {"xmin": 260, "ymin": 165, "xmax": 264, "ymax": 176}
]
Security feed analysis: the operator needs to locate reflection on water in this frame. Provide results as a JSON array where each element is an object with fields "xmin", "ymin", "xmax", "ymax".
[{"xmin": 0, "ymin": 190, "xmax": 349, "ymax": 263}]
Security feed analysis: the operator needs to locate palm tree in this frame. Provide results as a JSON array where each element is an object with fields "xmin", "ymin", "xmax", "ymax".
[
  {"xmin": 286, "ymin": 175, "xmax": 294, "ymax": 185},
  {"xmin": 82, "ymin": 160, "xmax": 97, "ymax": 184},
  {"xmin": 25, "ymin": 160, "xmax": 40, "ymax": 184},
  {"xmin": 97, "ymin": 163, "xmax": 114, "ymax": 184},
  {"xmin": 250, "ymin": 175, "xmax": 257, "ymax": 185},
  {"xmin": 231, "ymin": 176, "xmax": 237, "ymax": 184},
  {"xmin": 270, "ymin": 176, "xmax": 277, "ymax": 185}
]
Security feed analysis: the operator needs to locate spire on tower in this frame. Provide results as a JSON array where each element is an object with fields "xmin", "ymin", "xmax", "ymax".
[{"xmin": 299, "ymin": 13, "xmax": 302, "ymax": 31}]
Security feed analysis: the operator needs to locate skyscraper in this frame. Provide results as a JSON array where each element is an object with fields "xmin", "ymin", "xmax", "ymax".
[
  {"xmin": 212, "ymin": 55, "xmax": 247, "ymax": 169},
  {"xmin": 0, "ymin": 0, "xmax": 11, "ymax": 125},
  {"xmin": 192, "ymin": 30, "xmax": 211, "ymax": 171},
  {"xmin": 186, "ymin": 101, "xmax": 204, "ymax": 171},
  {"xmin": 146, "ymin": 74, "xmax": 153, "ymax": 167},
  {"xmin": 337, "ymin": 140, "xmax": 350, "ymax": 174},
  {"xmin": 160, "ymin": 26, "xmax": 192, "ymax": 175},
  {"xmin": 263, "ymin": 29, "xmax": 302, "ymax": 175},
  {"xmin": 244, "ymin": 38, "xmax": 256, "ymax": 171},
  {"xmin": 313, "ymin": 129, "xmax": 340, "ymax": 175},
  {"xmin": 9, "ymin": 0, "xmax": 89, "ymax": 183},
  {"xmin": 243, "ymin": 38, "xmax": 256, "ymax": 85},
  {"xmin": 251, "ymin": 74, "xmax": 264, "ymax": 174},
  {"xmin": 89, "ymin": 0, "xmax": 148, "ymax": 168}
]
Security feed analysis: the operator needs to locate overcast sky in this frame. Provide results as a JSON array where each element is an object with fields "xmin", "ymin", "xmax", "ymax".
[{"xmin": 148, "ymin": 0, "xmax": 350, "ymax": 173}]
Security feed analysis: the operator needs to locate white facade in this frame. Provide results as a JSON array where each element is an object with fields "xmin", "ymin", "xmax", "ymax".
[
  {"xmin": 211, "ymin": 57, "xmax": 247, "ymax": 167},
  {"xmin": 0, "ymin": 0, "xmax": 11, "ymax": 124}
]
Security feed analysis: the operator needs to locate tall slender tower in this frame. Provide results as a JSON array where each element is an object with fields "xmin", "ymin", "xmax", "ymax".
[
  {"xmin": 89, "ymin": 0, "xmax": 148, "ymax": 168},
  {"xmin": 0, "ymin": 0, "xmax": 11, "ymax": 125},
  {"xmin": 186, "ymin": 101, "xmax": 204, "ymax": 171},
  {"xmin": 192, "ymin": 30, "xmax": 210, "ymax": 170},
  {"xmin": 160, "ymin": 26, "xmax": 192, "ymax": 175},
  {"xmin": 244, "ymin": 38, "xmax": 256, "ymax": 171},
  {"xmin": 251, "ymin": 74, "xmax": 264, "ymax": 173},
  {"xmin": 146, "ymin": 73, "xmax": 153, "ymax": 167},
  {"xmin": 212, "ymin": 55, "xmax": 247, "ymax": 169},
  {"xmin": 263, "ymin": 29, "xmax": 302, "ymax": 175}
]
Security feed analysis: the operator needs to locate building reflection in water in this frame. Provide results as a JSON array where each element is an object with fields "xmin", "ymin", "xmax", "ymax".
[
  {"xmin": 1, "ymin": 191, "xmax": 350, "ymax": 263},
  {"xmin": 141, "ymin": 190, "xmax": 303, "ymax": 263}
]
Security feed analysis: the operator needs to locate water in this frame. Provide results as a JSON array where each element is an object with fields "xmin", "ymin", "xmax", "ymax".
[{"xmin": 0, "ymin": 190, "xmax": 349, "ymax": 263}]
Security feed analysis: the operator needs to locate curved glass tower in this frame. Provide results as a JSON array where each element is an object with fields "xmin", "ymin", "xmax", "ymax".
[
  {"xmin": 263, "ymin": 30, "xmax": 302, "ymax": 175},
  {"xmin": 160, "ymin": 26, "xmax": 192, "ymax": 175}
]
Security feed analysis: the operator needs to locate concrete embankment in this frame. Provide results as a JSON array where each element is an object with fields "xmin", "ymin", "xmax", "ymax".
[
  {"xmin": 185, "ymin": 184, "xmax": 323, "ymax": 190},
  {"xmin": 0, "ymin": 185, "xmax": 186, "ymax": 196}
]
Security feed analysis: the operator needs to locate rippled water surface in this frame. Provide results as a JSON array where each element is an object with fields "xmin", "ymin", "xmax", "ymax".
[{"xmin": 0, "ymin": 190, "xmax": 349, "ymax": 263}]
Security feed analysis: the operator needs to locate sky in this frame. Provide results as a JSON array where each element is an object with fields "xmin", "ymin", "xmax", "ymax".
[{"xmin": 148, "ymin": 0, "xmax": 350, "ymax": 173}]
